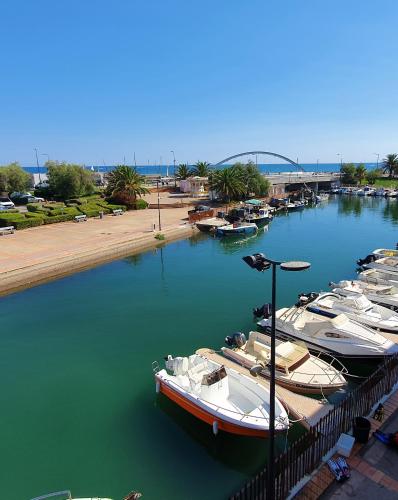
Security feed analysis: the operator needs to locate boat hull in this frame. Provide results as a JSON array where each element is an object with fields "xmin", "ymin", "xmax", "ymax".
[
  {"xmin": 258, "ymin": 325, "xmax": 395, "ymax": 360},
  {"xmin": 157, "ymin": 378, "xmax": 271, "ymax": 438},
  {"xmin": 216, "ymin": 226, "xmax": 257, "ymax": 236}
]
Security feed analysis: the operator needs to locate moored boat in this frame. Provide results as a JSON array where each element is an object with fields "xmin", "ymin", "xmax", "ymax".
[
  {"xmin": 216, "ymin": 221, "xmax": 258, "ymax": 236},
  {"xmin": 330, "ymin": 279, "xmax": 398, "ymax": 311},
  {"xmin": 257, "ymin": 303, "xmax": 398, "ymax": 359},
  {"xmin": 153, "ymin": 353, "xmax": 289, "ymax": 437},
  {"xmin": 362, "ymin": 256, "xmax": 398, "ymax": 277},
  {"xmin": 359, "ymin": 268, "xmax": 398, "ymax": 286},
  {"xmin": 221, "ymin": 331, "xmax": 347, "ymax": 395},
  {"xmin": 300, "ymin": 291, "xmax": 398, "ymax": 334}
]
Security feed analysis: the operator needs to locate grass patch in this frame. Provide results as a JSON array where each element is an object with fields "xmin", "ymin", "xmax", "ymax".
[{"xmin": 154, "ymin": 233, "xmax": 165, "ymax": 240}]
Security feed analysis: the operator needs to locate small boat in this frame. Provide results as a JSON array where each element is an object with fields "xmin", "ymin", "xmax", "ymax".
[
  {"xmin": 330, "ymin": 279, "xmax": 398, "ymax": 311},
  {"xmin": 359, "ymin": 268, "xmax": 398, "ymax": 286},
  {"xmin": 257, "ymin": 303, "xmax": 398, "ymax": 359},
  {"xmin": 372, "ymin": 248, "xmax": 398, "ymax": 259},
  {"xmin": 30, "ymin": 491, "xmax": 115, "ymax": 500},
  {"xmin": 216, "ymin": 221, "xmax": 258, "ymax": 236},
  {"xmin": 316, "ymin": 193, "xmax": 329, "ymax": 202},
  {"xmin": 195, "ymin": 217, "xmax": 229, "ymax": 232},
  {"xmin": 301, "ymin": 291, "xmax": 398, "ymax": 335},
  {"xmin": 244, "ymin": 208, "xmax": 273, "ymax": 225},
  {"xmin": 286, "ymin": 200, "xmax": 305, "ymax": 211},
  {"xmin": 362, "ymin": 256, "xmax": 398, "ymax": 277},
  {"xmin": 153, "ymin": 353, "xmax": 289, "ymax": 437},
  {"xmin": 221, "ymin": 331, "xmax": 347, "ymax": 395}
]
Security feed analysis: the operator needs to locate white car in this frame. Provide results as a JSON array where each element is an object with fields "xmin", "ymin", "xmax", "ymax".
[{"xmin": 0, "ymin": 196, "xmax": 15, "ymax": 209}]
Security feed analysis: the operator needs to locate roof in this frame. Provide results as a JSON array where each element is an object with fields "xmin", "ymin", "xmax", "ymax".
[{"xmin": 245, "ymin": 199, "xmax": 263, "ymax": 205}]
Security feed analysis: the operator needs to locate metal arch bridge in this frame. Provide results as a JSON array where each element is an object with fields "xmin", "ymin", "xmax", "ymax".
[{"xmin": 211, "ymin": 151, "xmax": 304, "ymax": 171}]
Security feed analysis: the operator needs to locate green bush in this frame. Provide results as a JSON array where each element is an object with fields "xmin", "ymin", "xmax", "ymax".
[
  {"xmin": 46, "ymin": 206, "xmax": 81, "ymax": 217},
  {"xmin": 26, "ymin": 203, "xmax": 49, "ymax": 214},
  {"xmin": 0, "ymin": 213, "xmax": 43, "ymax": 229},
  {"xmin": 79, "ymin": 208, "xmax": 100, "ymax": 217},
  {"xmin": 43, "ymin": 203, "xmax": 65, "ymax": 210},
  {"xmin": 25, "ymin": 212, "xmax": 45, "ymax": 220},
  {"xmin": 1, "ymin": 208, "xmax": 19, "ymax": 213},
  {"xmin": 42, "ymin": 214, "xmax": 75, "ymax": 224},
  {"xmin": 154, "ymin": 233, "xmax": 165, "ymax": 240},
  {"xmin": 134, "ymin": 199, "xmax": 148, "ymax": 210},
  {"xmin": 100, "ymin": 202, "xmax": 126, "ymax": 211}
]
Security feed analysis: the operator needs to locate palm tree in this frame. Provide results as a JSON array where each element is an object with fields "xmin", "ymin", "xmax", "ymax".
[
  {"xmin": 192, "ymin": 161, "xmax": 211, "ymax": 177},
  {"xmin": 105, "ymin": 165, "xmax": 149, "ymax": 206},
  {"xmin": 355, "ymin": 164, "xmax": 367, "ymax": 185},
  {"xmin": 382, "ymin": 154, "xmax": 398, "ymax": 178},
  {"xmin": 209, "ymin": 166, "xmax": 245, "ymax": 202},
  {"xmin": 175, "ymin": 163, "xmax": 192, "ymax": 180}
]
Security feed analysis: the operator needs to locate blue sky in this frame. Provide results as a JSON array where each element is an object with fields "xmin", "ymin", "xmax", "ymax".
[{"xmin": 1, "ymin": 0, "xmax": 397, "ymax": 166}]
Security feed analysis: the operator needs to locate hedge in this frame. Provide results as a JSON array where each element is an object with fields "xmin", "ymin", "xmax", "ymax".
[
  {"xmin": 47, "ymin": 207, "xmax": 81, "ymax": 217},
  {"xmin": 42, "ymin": 214, "xmax": 75, "ymax": 224},
  {"xmin": 0, "ymin": 214, "xmax": 43, "ymax": 229},
  {"xmin": 26, "ymin": 203, "xmax": 50, "ymax": 214}
]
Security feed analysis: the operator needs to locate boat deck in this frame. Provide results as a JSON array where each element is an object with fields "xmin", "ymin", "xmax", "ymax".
[
  {"xmin": 195, "ymin": 217, "xmax": 228, "ymax": 229},
  {"xmin": 196, "ymin": 348, "xmax": 334, "ymax": 430}
]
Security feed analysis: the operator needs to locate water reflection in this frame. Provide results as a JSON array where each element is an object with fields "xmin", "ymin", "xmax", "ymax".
[
  {"xmin": 217, "ymin": 225, "xmax": 271, "ymax": 255},
  {"xmin": 383, "ymin": 200, "xmax": 398, "ymax": 225}
]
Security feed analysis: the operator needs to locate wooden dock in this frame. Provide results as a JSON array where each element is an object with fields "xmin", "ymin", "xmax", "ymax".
[{"xmin": 196, "ymin": 348, "xmax": 333, "ymax": 430}]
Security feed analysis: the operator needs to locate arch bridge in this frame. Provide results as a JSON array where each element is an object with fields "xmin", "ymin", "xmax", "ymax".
[{"xmin": 212, "ymin": 151, "xmax": 304, "ymax": 172}]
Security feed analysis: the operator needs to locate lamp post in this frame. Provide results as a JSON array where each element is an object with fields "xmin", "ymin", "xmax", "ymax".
[
  {"xmin": 242, "ymin": 254, "xmax": 311, "ymax": 499},
  {"xmin": 156, "ymin": 179, "xmax": 162, "ymax": 231},
  {"xmin": 374, "ymin": 153, "xmax": 380, "ymax": 170},
  {"xmin": 171, "ymin": 150, "xmax": 176, "ymax": 188},
  {"xmin": 34, "ymin": 148, "xmax": 42, "ymax": 183}
]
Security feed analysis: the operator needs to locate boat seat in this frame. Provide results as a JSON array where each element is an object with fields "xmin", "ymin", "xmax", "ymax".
[
  {"xmin": 252, "ymin": 340, "xmax": 270, "ymax": 362},
  {"xmin": 173, "ymin": 357, "xmax": 189, "ymax": 376},
  {"xmin": 175, "ymin": 374, "xmax": 190, "ymax": 389}
]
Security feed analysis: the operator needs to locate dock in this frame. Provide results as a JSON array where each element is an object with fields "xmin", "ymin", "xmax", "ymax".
[{"xmin": 196, "ymin": 348, "xmax": 334, "ymax": 430}]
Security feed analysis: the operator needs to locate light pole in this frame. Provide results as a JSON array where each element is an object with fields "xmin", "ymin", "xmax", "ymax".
[
  {"xmin": 171, "ymin": 150, "xmax": 176, "ymax": 187},
  {"xmin": 242, "ymin": 254, "xmax": 311, "ymax": 499},
  {"xmin": 374, "ymin": 153, "xmax": 380, "ymax": 170},
  {"xmin": 34, "ymin": 148, "xmax": 42, "ymax": 183},
  {"xmin": 156, "ymin": 179, "xmax": 162, "ymax": 231}
]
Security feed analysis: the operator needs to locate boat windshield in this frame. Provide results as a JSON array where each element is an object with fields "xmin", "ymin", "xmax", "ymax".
[{"xmin": 201, "ymin": 366, "xmax": 227, "ymax": 386}]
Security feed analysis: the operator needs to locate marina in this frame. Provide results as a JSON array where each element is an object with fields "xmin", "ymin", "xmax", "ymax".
[{"xmin": 1, "ymin": 195, "xmax": 398, "ymax": 499}]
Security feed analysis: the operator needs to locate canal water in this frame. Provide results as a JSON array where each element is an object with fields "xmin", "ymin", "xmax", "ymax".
[{"xmin": 0, "ymin": 196, "xmax": 397, "ymax": 500}]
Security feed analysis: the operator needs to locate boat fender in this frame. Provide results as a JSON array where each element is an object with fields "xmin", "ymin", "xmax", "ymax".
[
  {"xmin": 212, "ymin": 421, "xmax": 219, "ymax": 436},
  {"xmin": 155, "ymin": 381, "xmax": 160, "ymax": 394}
]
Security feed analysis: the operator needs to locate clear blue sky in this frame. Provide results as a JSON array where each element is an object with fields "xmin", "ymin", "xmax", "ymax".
[{"xmin": 1, "ymin": 0, "xmax": 397, "ymax": 166}]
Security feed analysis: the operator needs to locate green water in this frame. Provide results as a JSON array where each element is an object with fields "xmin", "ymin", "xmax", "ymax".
[{"xmin": 1, "ymin": 196, "xmax": 397, "ymax": 500}]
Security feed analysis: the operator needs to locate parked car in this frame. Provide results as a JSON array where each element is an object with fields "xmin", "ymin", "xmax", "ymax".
[
  {"xmin": 10, "ymin": 192, "xmax": 45, "ymax": 204},
  {"xmin": 0, "ymin": 196, "xmax": 15, "ymax": 209}
]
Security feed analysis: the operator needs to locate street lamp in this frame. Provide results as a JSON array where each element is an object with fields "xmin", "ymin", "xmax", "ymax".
[
  {"xmin": 171, "ymin": 150, "xmax": 176, "ymax": 187},
  {"xmin": 242, "ymin": 253, "xmax": 311, "ymax": 499},
  {"xmin": 374, "ymin": 153, "xmax": 380, "ymax": 170},
  {"xmin": 34, "ymin": 148, "xmax": 42, "ymax": 183}
]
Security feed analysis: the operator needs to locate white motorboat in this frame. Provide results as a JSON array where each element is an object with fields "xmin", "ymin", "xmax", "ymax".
[
  {"xmin": 363, "ymin": 256, "xmax": 398, "ymax": 277},
  {"xmin": 330, "ymin": 279, "xmax": 398, "ymax": 311},
  {"xmin": 303, "ymin": 292, "xmax": 398, "ymax": 334},
  {"xmin": 372, "ymin": 248, "xmax": 398, "ymax": 259},
  {"xmin": 216, "ymin": 221, "xmax": 258, "ymax": 236},
  {"xmin": 359, "ymin": 268, "xmax": 398, "ymax": 286},
  {"xmin": 222, "ymin": 331, "xmax": 347, "ymax": 395},
  {"xmin": 257, "ymin": 304, "xmax": 398, "ymax": 359},
  {"xmin": 153, "ymin": 353, "xmax": 289, "ymax": 437}
]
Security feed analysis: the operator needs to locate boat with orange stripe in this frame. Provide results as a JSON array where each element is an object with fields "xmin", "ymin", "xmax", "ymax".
[{"xmin": 153, "ymin": 354, "xmax": 289, "ymax": 438}]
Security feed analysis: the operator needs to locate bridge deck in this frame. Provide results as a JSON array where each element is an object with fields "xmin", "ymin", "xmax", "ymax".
[{"xmin": 196, "ymin": 348, "xmax": 334, "ymax": 430}]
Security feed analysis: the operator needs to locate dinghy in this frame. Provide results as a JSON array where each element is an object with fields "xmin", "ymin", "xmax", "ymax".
[
  {"xmin": 330, "ymin": 279, "xmax": 398, "ymax": 311},
  {"xmin": 359, "ymin": 269, "xmax": 398, "ymax": 286},
  {"xmin": 257, "ymin": 304, "xmax": 398, "ymax": 359},
  {"xmin": 363, "ymin": 257, "xmax": 398, "ymax": 278},
  {"xmin": 30, "ymin": 491, "xmax": 114, "ymax": 500},
  {"xmin": 153, "ymin": 353, "xmax": 289, "ymax": 437},
  {"xmin": 304, "ymin": 292, "xmax": 398, "ymax": 335},
  {"xmin": 222, "ymin": 331, "xmax": 347, "ymax": 395},
  {"xmin": 216, "ymin": 221, "xmax": 258, "ymax": 236}
]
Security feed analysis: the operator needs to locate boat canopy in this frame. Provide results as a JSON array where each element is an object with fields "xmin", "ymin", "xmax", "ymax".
[{"xmin": 245, "ymin": 199, "xmax": 263, "ymax": 206}]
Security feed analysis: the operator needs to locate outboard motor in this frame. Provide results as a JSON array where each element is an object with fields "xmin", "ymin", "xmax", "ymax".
[
  {"xmin": 296, "ymin": 292, "xmax": 318, "ymax": 307},
  {"xmin": 225, "ymin": 332, "xmax": 246, "ymax": 347},
  {"xmin": 253, "ymin": 303, "xmax": 272, "ymax": 318},
  {"xmin": 357, "ymin": 254, "xmax": 376, "ymax": 267}
]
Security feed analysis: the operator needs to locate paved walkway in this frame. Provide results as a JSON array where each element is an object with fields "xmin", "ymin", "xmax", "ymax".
[{"xmin": 295, "ymin": 390, "xmax": 398, "ymax": 499}]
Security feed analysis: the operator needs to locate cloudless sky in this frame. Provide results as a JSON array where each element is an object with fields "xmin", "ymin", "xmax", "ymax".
[{"xmin": 1, "ymin": 0, "xmax": 398, "ymax": 166}]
